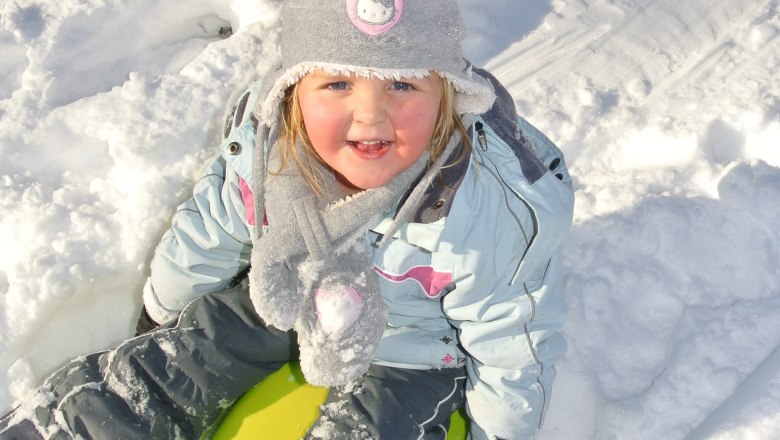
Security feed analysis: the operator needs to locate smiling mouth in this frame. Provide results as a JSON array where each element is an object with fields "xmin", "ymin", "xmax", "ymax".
[{"xmin": 348, "ymin": 140, "xmax": 391, "ymax": 153}]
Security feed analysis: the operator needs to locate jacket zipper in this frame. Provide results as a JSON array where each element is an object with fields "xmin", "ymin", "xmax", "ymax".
[
  {"xmin": 475, "ymin": 121, "xmax": 488, "ymax": 151},
  {"xmin": 473, "ymin": 119, "xmax": 539, "ymax": 285},
  {"xmin": 473, "ymin": 119, "xmax": 550, "ymax": 429}
]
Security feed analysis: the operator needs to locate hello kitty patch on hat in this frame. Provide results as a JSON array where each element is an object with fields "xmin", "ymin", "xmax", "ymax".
[{"xmin": 347, "ymin": 0, "xmax": 404, "ymax": 35}]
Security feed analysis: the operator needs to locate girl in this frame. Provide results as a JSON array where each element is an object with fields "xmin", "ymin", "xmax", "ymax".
[{"xmin": 0, "ymin": 0, "xmax": 573, "ymax": 439}]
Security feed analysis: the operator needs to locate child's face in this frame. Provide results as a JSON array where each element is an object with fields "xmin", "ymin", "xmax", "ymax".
[{"xmin": 297, "ymin": 70, "xmax": 442, "ymax": 195}]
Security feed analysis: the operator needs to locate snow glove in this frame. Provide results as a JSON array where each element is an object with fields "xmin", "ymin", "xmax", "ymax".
[{"xmin": 249, "ymin": 136, "xmax": 429, "ymax": 386}]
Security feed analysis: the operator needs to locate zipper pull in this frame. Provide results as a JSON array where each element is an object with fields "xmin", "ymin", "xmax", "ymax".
[{"xmin": 475, "ymin": 121, "xmax": 488, "ymax": 151}]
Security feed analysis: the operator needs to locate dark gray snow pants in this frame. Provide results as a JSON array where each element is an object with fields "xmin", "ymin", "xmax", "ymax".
[{"xmin": 0, "ymin": 285, "xmax": 465, "ymax": 439}]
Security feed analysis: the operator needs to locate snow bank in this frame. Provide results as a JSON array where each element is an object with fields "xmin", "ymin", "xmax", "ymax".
[{"xmin": 0, "ymin": 0, "xmax": 282, "ymax": 407}]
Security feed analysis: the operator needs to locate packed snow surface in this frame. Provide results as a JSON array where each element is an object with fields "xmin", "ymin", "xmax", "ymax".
[{"xmin": 1, "ymin": 0, "xmax": 778, "ymax": 438}]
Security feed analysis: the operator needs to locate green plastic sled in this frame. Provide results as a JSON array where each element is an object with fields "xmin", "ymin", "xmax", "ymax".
[{"xmin": 212, "ymin": 362, "xmax": 468, "ymax": 439}]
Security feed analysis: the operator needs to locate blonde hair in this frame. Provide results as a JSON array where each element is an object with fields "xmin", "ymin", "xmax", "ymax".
[{"xmin": 277, "ymin": 74, "xmax": 470, "ymax": 194}]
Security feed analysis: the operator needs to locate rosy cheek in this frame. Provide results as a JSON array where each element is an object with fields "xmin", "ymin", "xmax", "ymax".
[
  {"xmin": 398, "ymin": 105, "xmax": 431, "ymax": 130},
  {"xmin": 407, "ymin": 106, "xmax": 437, "ymax": 138},
  {"xmin": 410, "ymin": 98, "xmax": 438, "ymax": 122},
  {"xmin": 303, "ymin": 110, "xmax": 337, "ymax": 143}
]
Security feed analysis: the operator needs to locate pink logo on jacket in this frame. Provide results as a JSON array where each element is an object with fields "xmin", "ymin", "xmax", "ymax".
[
  {"xmin": 346, "ymin": 0, "xmax": 404, "ymax": 35},
  {"xmin": 375, "ymin": 265, "xmax": 453, "ymax": 298}
]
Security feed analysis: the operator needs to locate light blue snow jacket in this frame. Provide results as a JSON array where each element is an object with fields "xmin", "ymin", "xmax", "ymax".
[{"xmin": 143, "ymin": 72, "xmax": 574, "ymax": 440}]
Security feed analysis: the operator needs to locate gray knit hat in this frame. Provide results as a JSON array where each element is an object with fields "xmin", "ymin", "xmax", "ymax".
[{"xmin": 257, "ymin": 0, "xmax": 496, "ymax": 124}]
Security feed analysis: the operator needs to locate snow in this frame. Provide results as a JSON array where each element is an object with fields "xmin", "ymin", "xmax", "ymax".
[
  {"xmin": 0, "ymin": 0, "xmax": 778, "ymax": 438},
  {"xmin": 314, "ymin": 287, "xmax": 363, "ymax": 338}
]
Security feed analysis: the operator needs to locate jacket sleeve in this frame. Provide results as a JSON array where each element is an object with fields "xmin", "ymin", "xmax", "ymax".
[
  {"xmin": 444, "ymin": 118, "xmax": 573, "ymax": 440},
  {"xmin": 449, "ymin": 253, "xmax": 568, "ymax": 440},
  {"xmin": 143, "ymin": 86, "xmax": 260, "ymax": 324}
]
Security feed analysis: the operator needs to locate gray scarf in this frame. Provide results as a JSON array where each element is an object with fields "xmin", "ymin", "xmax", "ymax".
[{"xmin": 249, "ymin": 125, "xmax": 461, "ymax": 386}]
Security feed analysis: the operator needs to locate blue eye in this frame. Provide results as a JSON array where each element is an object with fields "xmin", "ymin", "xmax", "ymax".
[
  {"xmin": 327, "ymin": 82, "xmax": 349, "ymax": 90},
  {"xmin": 391, "ymin": 82, "xmax": 412, "ymax": 91}
]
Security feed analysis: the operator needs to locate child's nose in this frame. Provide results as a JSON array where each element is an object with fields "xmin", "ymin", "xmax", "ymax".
[{"xmin": 352, "ymin": 90, "xmax": 387, "ymax": 126}]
